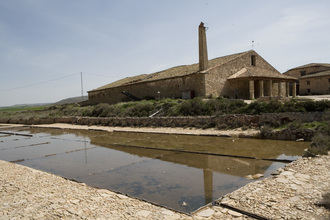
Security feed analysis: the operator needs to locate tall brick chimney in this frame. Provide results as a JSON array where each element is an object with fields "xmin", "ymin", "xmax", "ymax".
[{"xmin": 199, "ymin": 22, "xmax": 208, "ymax": 71}]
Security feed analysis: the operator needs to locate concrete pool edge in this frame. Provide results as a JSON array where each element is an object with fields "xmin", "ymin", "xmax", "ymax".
[{"xmin": 1, "ymin": 153, "xmax": 329, "ymax": 219}]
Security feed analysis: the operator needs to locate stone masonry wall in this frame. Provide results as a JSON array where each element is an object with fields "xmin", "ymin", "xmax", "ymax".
[
  {"xmin": 300, "ymin": 75, "xmax": 330, "ymax": 95},
  {"xmin": 284, "ymin": 66, "xmax": 330, "ymax": 78},
  {"xmin": 204, "ymin": 51, "xmax": 284, "ymax": 99},
  {"xmin": 284, "ymin": 66, "xmax": 330, "ymax": 95},
  {"xmin": 88, "ymin": 73, "xmax": 205, "ymax": 104},
  {"xmin": 1, "ymin": 112, "xmax": 327, "ymax": 129}
]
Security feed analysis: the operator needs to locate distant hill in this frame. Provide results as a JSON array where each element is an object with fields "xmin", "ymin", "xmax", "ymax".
[
  {"xmin": 0, "ymin": 96, "xmax": 89, "ymax": 110},
  {"xmin": 0, "ymin": 103, "xmax": 50, "ymax": 111},
  {"xmin": 6, "ymin": 103, "xmax": 51, "ymax": 107},
  {"xmin": 55, "ymin": 96, "xmax": 88, "ymax": 105}
]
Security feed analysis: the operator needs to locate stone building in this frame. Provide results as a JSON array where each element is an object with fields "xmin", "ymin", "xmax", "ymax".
[
  {"xmin": 88, "ymin": 23, "xmax": 296, "ymax": 104},
  {"xmin": 283, "ymin": 63, "xmax": 330, "ymax": 95}
]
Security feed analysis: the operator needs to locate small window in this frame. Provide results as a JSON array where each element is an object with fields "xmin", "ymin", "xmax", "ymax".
[
  {"xmin": 307, "ymin": 81, "xmax": 310, "ymax": 85},
  {"xmin": 307, "ymin": 89, "xmax": 311, "ymax": 93},
  {"xmin": 251, "ymin": 55, "xmax": 256, "ymax": 66},
  {"xmin": 300, "ymin": 71, "xmax": 306, "ymax": 76}
]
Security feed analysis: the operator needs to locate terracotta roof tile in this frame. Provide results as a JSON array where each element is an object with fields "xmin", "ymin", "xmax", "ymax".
[
  {"xmin": 228, "ymin": 67, "xmax": 297, "ymax": 80},
  {"xmin": 91, "ymin": 50, "xmax": 251, "ymax": 91},
  {"xmin": 286, "ymin": 63, "xmax": 330, "ymax": 71},
  {"xmin": 300, "ymin": 70, "xmax": 330, "ymax": 79}
]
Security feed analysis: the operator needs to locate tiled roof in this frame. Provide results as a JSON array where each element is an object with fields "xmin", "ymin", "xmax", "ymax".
[
  {"xmin": 286, "ymin": 63, "xmax": 330, "ymax": 71},
  {"xmin": 228, "ymin": 67, "xmax": 297, "ymax": 80},
  {"xmin": 91, "ymin": 50, "xmax": 251, "ymax": 91},
  {"xmin": 300, "ymin": 70, "xmax": 330, "ymax": 79}
]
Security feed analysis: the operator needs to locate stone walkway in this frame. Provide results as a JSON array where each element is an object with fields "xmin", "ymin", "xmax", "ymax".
[
  {"xmin": 0, "ymin": 152, "xmax": 329, "ymax": 219},
  {"xmin": 196, "ymin": 154, "xmax": 330, "ymax": 219},
  {"xmin": 0, "ymin": 160, "xmax": 188, "ymax": 220}
]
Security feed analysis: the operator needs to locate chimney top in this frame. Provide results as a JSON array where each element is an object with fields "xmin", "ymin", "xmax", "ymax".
[{"xmin": 198, "ymin": 22, "xmax": 208, "ymax": 71}]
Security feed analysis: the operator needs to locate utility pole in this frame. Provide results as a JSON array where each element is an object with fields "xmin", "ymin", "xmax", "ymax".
[{"xmin": 80, "ymin": 72, "xmax": 83, "ymax": 98}]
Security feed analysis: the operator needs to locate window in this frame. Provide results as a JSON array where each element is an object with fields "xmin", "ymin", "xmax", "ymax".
[
  {"xmin": 251, "ymin": 55, "xmax": 256, "ymax": 66},
  {"xmin": 300, "ymin": 71, "xmax": 306, "ymax": 76},
  {"xmin": 307, "ymin": 81, "xmax": 310, "ymax": 85}
]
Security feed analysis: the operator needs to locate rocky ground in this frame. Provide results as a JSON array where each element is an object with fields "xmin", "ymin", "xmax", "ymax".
[
  {"xmin": 197, "ymin": 154, "xmax": 330, "ymax": 219},
  {"xmin": 0, "ymin": 160, "xmax": 188, "ymax": 220}
]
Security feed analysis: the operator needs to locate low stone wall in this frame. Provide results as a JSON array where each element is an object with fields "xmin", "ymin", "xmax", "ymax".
[
  {"xmin": 0, "ymin": 112, "xmax": 327, "ymax": 129},
  {"xmin": 260, "ymin": 127, "xmax": 316, "ymax": 141}
]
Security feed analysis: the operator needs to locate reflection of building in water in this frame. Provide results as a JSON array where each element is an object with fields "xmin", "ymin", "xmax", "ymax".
[
  {"xmin": 84, "ymin": 137, "xmax": 87, "ymax": 164},
  {"xmin": 27, "ymin": 128, "xmax": 307, "ymax": 204},
  {"xmin": 203, "ymin": 168, "xmax": 213, "ymax": 204},
  {"xmin": 88, "ymin": 142, "xmax": 275, "ymax": 204},
  {"xmin": 99, "ymin": 145, "xmax": 270, "ymax": 176}
]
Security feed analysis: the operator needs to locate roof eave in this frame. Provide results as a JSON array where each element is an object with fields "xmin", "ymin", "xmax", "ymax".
[{"xmin": 228, "ymin": 76, "xmax": 297, "ymax": 81}]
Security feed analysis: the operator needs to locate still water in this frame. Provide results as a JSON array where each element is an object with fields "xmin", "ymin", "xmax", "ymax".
[{"xmin": 0, "ymin": 127, "xmax": 309, "ymax": 213}]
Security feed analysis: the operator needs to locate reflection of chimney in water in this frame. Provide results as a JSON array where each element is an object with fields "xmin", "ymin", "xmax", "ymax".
[
  {"xmin": 84, "ymin": 137, "xmax": 87, "ymax": 164},
  {"xmin": 199, "ymin": 22, "xmax": 208, "ymax": 71},
  {"xmin": 203, "ymin": 168, "xmax": 213, "ymax": 204}
]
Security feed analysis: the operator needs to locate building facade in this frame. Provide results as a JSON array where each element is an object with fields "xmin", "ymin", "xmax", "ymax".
[
  {"xmin": 88, "ymin": 23, "xmax": 297, "ymax": 104},
  {"xmin": 283, "ymin": 64, "xmax": 330, "ymax": 95}
]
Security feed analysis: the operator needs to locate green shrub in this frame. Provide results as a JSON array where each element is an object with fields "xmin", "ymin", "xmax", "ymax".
[
  {"xmin": 304, "ymin": 133, "xmax": 330, "ymax": 157},
  {"xmin": 282, "ymin": 99, "xmax": 305, "ymax": 112},
  {"xmin": 260, "ymin": 125, "xmax": 272, "ymax": 138},
  {"xmin": 177, "ymin": 98, "xmax": 207, "ymax": 116},
  {"xmin": 91, "ymin": 103, "xmax": 113, "ymax": 117},
  {"xmin": 238, "ymin": 100, "xmax": 284, "ymax": 114},
  {"xmin": 126, "ymin": 102, "xmax": 155, "ymax": 117},
  {"xmin": 1, "ymin": 97, "xmax": 329, "ymax": 120},
  {"xmin": 81, "ymin": 107, "xmax": 93, "ymax": 117},
  {"xmin": 288, "ymin": 121, "xmax": 303, "ymax": 130},
  {"xmin": 304, "ymin": 122, "xmax": 330, "ymax": 157},
  {"xmin": 318, "ymin": 193, "xmax": 330, "ymax": 210}
]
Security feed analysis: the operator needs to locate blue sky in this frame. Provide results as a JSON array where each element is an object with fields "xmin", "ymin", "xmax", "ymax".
[{"xmin": 0, "ymin": 0, "xmax": 329, "ymax": 106}]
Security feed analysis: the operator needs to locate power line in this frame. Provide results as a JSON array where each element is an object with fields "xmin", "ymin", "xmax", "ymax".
[
  {"xmin": 0, "ymin": 72, "xmax": 114, "ymax": 95},
  {"xmin": 0, "ymin": 73, "xmax": 79, "ymax": 91},
  {"xmin": 86, "ymin": 73, "xmax": 113, "ymax": 78}
]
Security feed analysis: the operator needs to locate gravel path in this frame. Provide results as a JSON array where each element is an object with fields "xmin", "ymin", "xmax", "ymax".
[{"xmin": 27, "ymin": 123, "xmax": 260, "ymax": 137}]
